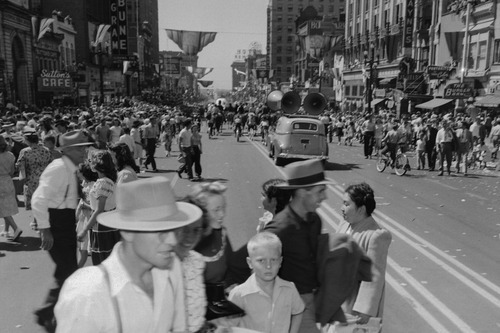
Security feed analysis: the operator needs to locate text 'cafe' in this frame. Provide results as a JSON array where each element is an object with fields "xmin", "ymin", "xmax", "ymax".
[{"xmin": 37, "ymin": 70, "xmax": 73, "ymax": 105}]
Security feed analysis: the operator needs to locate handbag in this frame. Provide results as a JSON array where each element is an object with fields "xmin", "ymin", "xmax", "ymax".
[
  {"xmin": 177, "ymin": 154, "xmax": 186, "ymax": 164},
  {"xmin": 205, "ymin": 283, "xmax": 245, "ymax": 320}
]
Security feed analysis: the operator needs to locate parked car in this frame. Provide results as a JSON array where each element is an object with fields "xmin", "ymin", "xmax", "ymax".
[{"xmin": 268, "ymin": 115, "xmax": 329, "ymax": 166}]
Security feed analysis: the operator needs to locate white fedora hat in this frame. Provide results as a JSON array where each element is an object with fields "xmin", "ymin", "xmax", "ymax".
[{"xmin": 98, "ymin": 177, "xmax": 202, "ymax": 231}]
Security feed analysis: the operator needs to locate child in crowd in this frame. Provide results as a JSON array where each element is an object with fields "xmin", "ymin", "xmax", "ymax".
[
  {"xmin": 224, "ymin": 232, "xmax": 304, "ymax": 333},
  {"xmin": 75, "ymin": 161, "xmax": 98, "ymax": 268},
  {"xmin": 43, "ymin": 135, "xmax": 62, "ymax": 159},
  {"xmin": 416, "ymin": 132, "xmax": 427, "ymax": 170}
]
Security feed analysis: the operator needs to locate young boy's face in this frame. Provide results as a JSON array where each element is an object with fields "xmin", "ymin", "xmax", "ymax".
[{"xmin": 247, "ymin": 244, "xmax": 282, "ymax": 284}]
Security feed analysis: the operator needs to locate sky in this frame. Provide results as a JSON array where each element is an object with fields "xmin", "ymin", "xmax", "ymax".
[{"xmin": 158, "ymin": 0, "xmax": 269, "ymax": 90}]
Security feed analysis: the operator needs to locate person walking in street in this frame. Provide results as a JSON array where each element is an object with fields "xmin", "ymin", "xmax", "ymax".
[
  {"xmin": 32, "ymin": 130, "xmax": 94, "ymax": 332},
  {"xmin": 54, "ymin": 177, "xmax": 202, "ymax": 332},
  {"xmin": 95, "ymin": 118, "xmax": 110, "ymax": 149},
  {"xmin": 436, "ymin": 119, "xmax": 455, "ymax": 176},
  {"xmin": 455, "ymin": 121, "xmax": 473, "ymax": 175},
  {"xmin": 130, "ymin": 120, "xmax": 143, "ymax": 167},
  {"xmin": 361, "ymin": 115, "xmax": 375, "ymax": 158},
  {"xmin": 191, "ymin": 124, "xmax": 203, "ymax": 180},
  {"xmin": 0, "ymin": 135, "xmax": 22, "ymax": 242},
  {"xmin": 143, "ymin": 117, "xmax": 158, "ymax": 172},
  {"xmin": 16, "ymin": 130, "xmax": 53, "ymax": 231},
  {"xmin": 338, "ymin": 182, "xmax": 392, "ymax": 324},
  {"xmin": 425, "ymin": 119, "xmax": 438, "ymax": 171},
  {"xmin": 263, "ymin": 159, "xmax": 334, "ymax": 333},
  {"xmin": 177, "ymin": 119, "xmax": 194, "ymax": 180}
]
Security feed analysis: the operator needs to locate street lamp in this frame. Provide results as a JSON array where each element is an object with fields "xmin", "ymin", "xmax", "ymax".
[{"xmin": 364, "ymin": 47, "xmax": 377, "ymax": 114}]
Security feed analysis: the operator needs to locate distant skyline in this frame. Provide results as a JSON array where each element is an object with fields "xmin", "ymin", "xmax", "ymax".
[{"xmin": 158, "ymin": 0, "xmax": 268, "ymax": 90}]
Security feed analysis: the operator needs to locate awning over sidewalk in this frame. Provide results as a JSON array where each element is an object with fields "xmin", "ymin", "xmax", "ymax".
[
  {"xmin": 474, "ymin": 95, "xmax": 500, "ymax": 108},
  {"xmin": 415, "ymin": 98, "xmax": 454, "ymax": 110},
  {"xmin": 371, "ymin": 98, "xmax": 386, "ymax": 108}
]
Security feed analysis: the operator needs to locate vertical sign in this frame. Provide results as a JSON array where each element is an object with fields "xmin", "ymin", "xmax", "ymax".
[
  {"xmin": 110, "ymin": 0, "xmax": 128, "ymax": 58},
  {"xmin": 403, "ymin": 0, "xmax": 415, "ymax": 48}
]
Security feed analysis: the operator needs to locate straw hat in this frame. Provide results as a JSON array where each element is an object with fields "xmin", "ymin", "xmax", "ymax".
[
  {"xmin": 275, "ymin": 159, "xmax": 334, "ymax": 189},
  {"xmin": 97, "ymin": 177, "xmax": 202, "ymax": 231},
  {"xmin": 59, "ymin": 130, "xmax": 94, "ymax": 149}
]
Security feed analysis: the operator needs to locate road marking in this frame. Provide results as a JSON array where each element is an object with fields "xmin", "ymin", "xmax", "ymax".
[
  {"xmin": 388, "ymin": 257, "xmax": 476, "ymax": 333},
  {"xmin": 385, "ymin": 273, "xmax": 452, "ymax": 333}
]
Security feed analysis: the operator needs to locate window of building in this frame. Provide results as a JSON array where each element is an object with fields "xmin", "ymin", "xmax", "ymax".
[
  {"xmin": 365, "ymin": 0, "xmax": 369, "ymax": 11},
  {"xmin": 352, "ymin": 85, "xmax": 358, "ymax": 96},
  {"xmin": 277, "ymin": 15, "xmax": 283, "ymax": 23},
  {"xmin": 493, "ymin": 40, "xmax": 500, "ymax": 64},
  {"xmin": 287, "ymin": 56, "xmax": 292, "ymax": 63},
  {"xmin": 287, "ymin": 26, "xmax": 293, "ymax": 33},
  {"xmin": 287, "ymin": 36, "xmax": 293, "ymax": 42},
  {"xmin": 356, "ymin": 0, "xmax": 361, "ymax": 15},
  {"xmin": 345, "ymin": 86, "xmax": 351, "ymax": 96},
  {"xmin": 277, "ymin": 6, "xmax": 283, "ymax": 11},
  {"xmin": 286, "ymin": 67, "xmax": 292, "ymax": 74},
  {"xmin": 277, "ymin": 46, "xmax": 282, "ymax": 53},
  {"xmin": 287, "ymin": 17, "xmax": 293, "ymax": 23},
  {"xmin": 328, "ymin": 5, "xmax": 334, "ymax": 12},
  {"xmin": 277, "ymin": 36, "xmax": 282, "ymax": 42},
  {"xmin": 360, "ymin": 85, "xmax": 364, "ymax": 96},
  {"xmin": 318, "ymin": 5, "xmax": 324, "ymax": 12},
  {"xmin": 288, "ymin": 5, "xmax": 293, "ymax": 12},
  {"xmin": 286, "ymin": 46, "xmax": 293, "ymax": 53},
  {"xmin": 277, "ymin": 56, "xmax": 282, "ymax": 63},
  {"xmin": 277, "ymin": 25, "xmax": 282, "ymax": 32}
]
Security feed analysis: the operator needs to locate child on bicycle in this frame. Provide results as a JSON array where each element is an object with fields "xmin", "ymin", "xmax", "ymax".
[{"xmin": 380, "ymin": 123, "xmax": 401, "ymax": 167}]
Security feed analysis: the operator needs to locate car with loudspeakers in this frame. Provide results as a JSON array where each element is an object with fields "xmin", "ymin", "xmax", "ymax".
[{"xmin": 266, "ymin": 90, "xmax": 329, "ymax": 166}]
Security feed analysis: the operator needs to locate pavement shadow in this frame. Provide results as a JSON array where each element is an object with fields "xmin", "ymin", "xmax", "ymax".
[
  {"xmin": 195, "ymin": 177, "xmax": 228, "ymax": 183},
  {"xmin": 325, "ymin": 162, "xmax": 362, "ymax": 171},
  {"xmin": 0, "ymin": 236, "xmax": 40, "ymax": 252}
]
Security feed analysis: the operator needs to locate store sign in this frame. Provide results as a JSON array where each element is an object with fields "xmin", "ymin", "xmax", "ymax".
[
  {"xmin": 163, "ymin": 57, "xmax": 181, "ymax": 75},
  {"xmin": 403, "ymin": 0, "xmax": 415, "ymax": 48},
  {"xmin": 110, "ymin": 0, "xmax": 128, "ymax": 57},
  {"xmin": 444, "ymin": 83, "xmax": 474, "ymax": 99},
  {"xmin": 427, "ymin": 66, "xmax": 450, "ymax": 80},
  {"xmin": 37, "ymin": 70, "xmax": 73, "ymax": 92}
]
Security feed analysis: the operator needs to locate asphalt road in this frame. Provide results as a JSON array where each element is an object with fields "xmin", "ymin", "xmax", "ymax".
[{"xmin": 1, "ymin": 123, "xmax": 499, "ymax": 332}]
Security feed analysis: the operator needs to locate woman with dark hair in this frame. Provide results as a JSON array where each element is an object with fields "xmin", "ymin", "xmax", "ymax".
[
  {"xmin": 257, "ymin": 178, "xmax": 291, "ymax": 232},
  {"xmin": 16, "ymin": 132, "xmax": 52, "ymax": 219},
  {"xmin": 338, "ymin": 182, "xmax": 392, "ymax": 324},
  {"xmin": 0, "ymin": 135, "xmax": 22, "ymax": 241},
  {"xmin": 77, "ymin": 150, "xmax": 118, "ymax": 265},
  {"xmin": 109, "ymin": 142, "xmax": 139, "ymax": 184}
]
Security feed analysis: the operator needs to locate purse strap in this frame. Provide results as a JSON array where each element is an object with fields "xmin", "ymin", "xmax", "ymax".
[{"xmin": 99, "ymin": 265, "xmax": 123, "ymax": 333}]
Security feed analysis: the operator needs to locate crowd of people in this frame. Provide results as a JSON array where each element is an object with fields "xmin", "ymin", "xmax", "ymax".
[{"xmin": 1, "ymin": 95, "xmax": 498, "ymax": 332}]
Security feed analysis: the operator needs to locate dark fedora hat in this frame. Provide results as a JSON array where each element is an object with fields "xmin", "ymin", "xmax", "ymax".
[{"xmin": 275, "ymin": 159, "xmax": 334, "ymax": 189}]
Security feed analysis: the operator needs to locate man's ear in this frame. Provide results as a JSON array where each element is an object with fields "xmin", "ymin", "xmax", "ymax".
[{"xmin": 246, "ymin": 257, "xmax": 253, "ymax": 270}]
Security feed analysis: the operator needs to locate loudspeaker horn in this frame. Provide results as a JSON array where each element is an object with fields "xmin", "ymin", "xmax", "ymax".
[
  {"xmin": 266, "ymin": 90, "xmax": 284, "ymax": 111},
  {"xmin": 303, "ymin": 93, "xmax": 327, "ymax": 115},
  {"xmin": 281, "ymin": 91, "xmax": 301, "ymax": 114}
]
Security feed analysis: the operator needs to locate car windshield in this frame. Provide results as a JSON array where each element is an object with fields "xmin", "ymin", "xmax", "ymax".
[{"xmin": 293, "ymin": 122, "xmax": 317, "ymax": 131}]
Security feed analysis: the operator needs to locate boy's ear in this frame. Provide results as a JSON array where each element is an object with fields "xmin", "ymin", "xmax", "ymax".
[{"xmin": 246, "ymin": 257, "xmax": 253, "ymax": 270}]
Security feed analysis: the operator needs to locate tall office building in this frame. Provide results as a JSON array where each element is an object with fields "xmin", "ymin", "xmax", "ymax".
[{"xmin": 267, "ymin": 0, "xmax": 345, "ymax": 85}]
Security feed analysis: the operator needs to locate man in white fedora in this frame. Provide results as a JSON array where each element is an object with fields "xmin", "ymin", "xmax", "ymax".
[
  {"xmin": 32, "ymin": 130, "xmax": 95, "ymax": 331},
  {"xmin": 54, "ymin": 177, "xmax": 202, "ymax": 333},
  {"xmin": 263, "ymin": 159, "xmax": 333, "ymax": 333}
]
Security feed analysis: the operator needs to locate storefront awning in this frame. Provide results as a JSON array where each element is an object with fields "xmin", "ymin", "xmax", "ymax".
[
  {"xmin": 474, "ymin": 95, "xmax": 500, "ymax": 108},
  {"xmin": 462, "ymin": 20, "xmax": 494, "ymax": 32},
  {"xmin": 415, "ymin": 98, "xmax": 454, "ymax": 110},
  {"xmin": 371, "ymin": 98, "xmax": 386, "ymax": 107}
]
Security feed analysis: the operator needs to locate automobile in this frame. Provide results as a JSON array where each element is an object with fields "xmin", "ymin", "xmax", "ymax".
[{"xmin": 268, "ymin": 115, "xmax": 329, "ymax": 166}]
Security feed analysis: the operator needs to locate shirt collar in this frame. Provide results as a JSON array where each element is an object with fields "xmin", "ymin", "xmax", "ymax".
[
  {"xmin": 102, "ymin": 242, "xmax": 134, "ymax": 296},
  {"xmin": 61, "ymin": 155, "xmax": 78, "ymax": 173},
  {"xmin": 239, "ymin": 273, "xmax": 292, "ymax": 297}
]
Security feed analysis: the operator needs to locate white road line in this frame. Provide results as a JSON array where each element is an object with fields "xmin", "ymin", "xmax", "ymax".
[
  {"xmin": 388, "ymin": 257, "xmax": 476, "ymax": 333},
  {"xmin": 385, "ymin": 273, "xmax": 452, "ymax": 333},
  {"xmin": 372, "ymin": 210, "xmax": 500, "ymax": 306}
]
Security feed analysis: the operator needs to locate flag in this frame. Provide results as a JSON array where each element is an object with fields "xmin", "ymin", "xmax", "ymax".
[
  {"xmin": 94, "ymin": 24, "xmax": 111, "ymax": 47},
  {"xmin": 198, "ymin": 80, "xmax": 213, "ymax": 88},
  {"xmin": 38, "ymin": 18, "xmax": 54, "ymax": 41},
  {"xmin": 185, "ymin": 66, "xmax": 214, "ymax": 79},
  {"xmin": 165, "ymin": 29, "xmax": 217, "ymax": 56},
  {"xmin": 444, "ymin": 31, "xmax": 465, "ymax": 61},
  {"xmin": 123, "ymin": 61, "xmax": 131, "ymax": 75}
]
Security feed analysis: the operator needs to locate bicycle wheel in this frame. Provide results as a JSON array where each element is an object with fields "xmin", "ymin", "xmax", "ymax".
[
  {"xmin": 395, "ymin": 154, "xmax": 407, "ymax": 176},
  {"xmin": 376, "ymin": 156, "xmax": 387, "ymax": 172}
]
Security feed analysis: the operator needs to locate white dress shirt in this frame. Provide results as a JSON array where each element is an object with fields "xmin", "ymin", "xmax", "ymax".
[
  {"xmin": 55, "ymin": 242, "xmax": 186, "ymax": 333},
  {"xmin": 118, "ymin": 134, "xmax": 136, "ymax": 156},
  {"xmin": 31, "ymin": 155, "xmax": 79, "ymax": 229}
]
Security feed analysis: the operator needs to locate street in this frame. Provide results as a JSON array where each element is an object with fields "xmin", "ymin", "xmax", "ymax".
[{"xmin": 1, "ymin": 124, "xmax": 499, "ymax": 333}]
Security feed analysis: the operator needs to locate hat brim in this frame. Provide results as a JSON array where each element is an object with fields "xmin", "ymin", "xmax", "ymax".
[
  {"xmin": 97, "ymin": 202, "xmax": 203, "ymax": 231},
  {"xmin": 274, "ymin": 179, "xmax": 335, "ymax": 189},
  {"xmin": 62, "ymin": 142, "xmax": 96, "ymax": 148}
]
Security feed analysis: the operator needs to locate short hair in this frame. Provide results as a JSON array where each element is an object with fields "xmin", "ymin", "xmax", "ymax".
[
  {"xmin": 78, "ymin": 161, "xmax": 99, "ymax": 182},
  {"xmin": 345, "ymin": 182, "xmax": 376, "ymax": 216},
  {"xmin": 87, "ymin": 150, "xmax": 117, "ymax": 182},
  {"xmin": 262, "ymin": 178, "xmax": 291, "ymax": 214},
  {"xmin": 0, "ymin": 136, "xmax": 7, "ymax": 152},
  {"xmin": 247, "ymin": 231, "xmax": 282, "ymax": 256}
]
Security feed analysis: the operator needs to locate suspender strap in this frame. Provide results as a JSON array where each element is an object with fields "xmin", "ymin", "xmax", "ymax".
[{"xmin": 99, "ymin": 265, "xmax": 123, "ymax": 333}]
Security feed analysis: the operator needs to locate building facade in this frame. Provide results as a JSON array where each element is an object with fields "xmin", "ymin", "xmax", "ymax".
[{"xmin": 267, "ymin": 0, "xmax": 345, "ymax": 85}]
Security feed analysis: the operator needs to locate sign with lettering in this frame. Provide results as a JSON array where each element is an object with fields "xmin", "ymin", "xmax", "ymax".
[
  {"xmin": 37, "ymin": 70, "xmax": 73, "ymax": 92},
  {"xmin": 404, "ymin": 0, "xmax": 415, "ymax": 48},
  {"xmin": 110, "ymin": 0, "xmax": 128, "ymax": 58},
  {"xmin": 427, "ymin": 66, "xmax": 450, "ymax": 80},
  {"xmin": 163, "ymin": 57, "xmax": 181, "ymax": 75},
  {"xmin": 444, "ymin": 83, "xmax": 474, "ymax": 99}
]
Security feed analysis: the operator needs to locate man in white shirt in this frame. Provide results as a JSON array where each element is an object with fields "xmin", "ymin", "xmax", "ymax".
[
  {"xmin": 32, "ymin": 131, "xmax": 94, "ymax": 331},
  {"xmin": 177, "ymin": 119, "xmax": 194, "ymax": 180},
  {"xmin": 435, "ymin": 119, "xmax": 455, "ymax": 176},
  {"xmin": 55, "ymin": 177, "xmax": 202, "ymax": 333},
  {"xmin": 118, "ymin": 127, "xmax": 136, "ymax": 157}
]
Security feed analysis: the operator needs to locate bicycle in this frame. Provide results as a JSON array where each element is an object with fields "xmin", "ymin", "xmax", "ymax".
[{"xmin": 376, "ymin": 144, "xmax": 411, "ymax": 176}]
